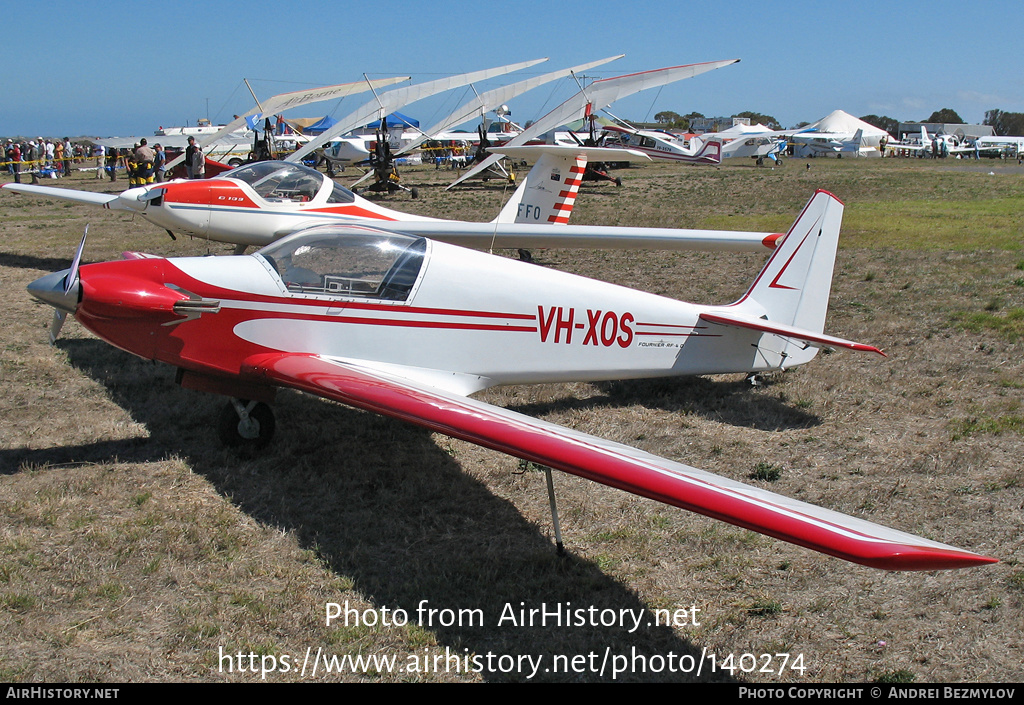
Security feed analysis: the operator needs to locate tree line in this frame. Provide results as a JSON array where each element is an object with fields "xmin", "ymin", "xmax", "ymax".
[{"xmin": 652, "ymin": 108, "xmax": 1024, "ymax": 136}]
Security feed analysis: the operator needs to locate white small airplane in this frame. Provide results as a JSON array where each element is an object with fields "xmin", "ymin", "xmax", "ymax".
[
  {"xmin": 597, "ymin": 124, "xmax": 723, "ymax": 164},
  {"xmin": 26, "ymin": 190, "xmax": 996, "ymax": 571},
  {"xmin": 885, "ymin": 126, "xmax": 975, "ymax": 157},
  {"xmin": 707, "ymin": 125, "xmax": 788, "ymax": 165},
  {"xmin": 2, "ymin": 150, "xmax": 781, "ymax": 254},
  {"xmin": 790, "ymin": 129, "xmax": 869, "ymax": 158}
]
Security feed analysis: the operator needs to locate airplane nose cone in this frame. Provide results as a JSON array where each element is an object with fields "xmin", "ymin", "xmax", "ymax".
[{"xmin": 27, "ymin": 269, "xmax": 80, "ymax": 314}]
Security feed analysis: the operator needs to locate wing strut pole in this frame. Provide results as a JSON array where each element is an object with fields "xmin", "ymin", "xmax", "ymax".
[
  {"xmin": 544, "ymin": 467, "xmax": 565, "ymax": 556},
  {"xmin": 243, "ymin": 79, "xmax": 266, "ymax": 114}
]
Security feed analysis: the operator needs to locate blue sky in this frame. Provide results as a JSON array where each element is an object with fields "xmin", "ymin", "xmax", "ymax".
[{"xmin": 3, "ymin": 0, "xmax": 1021, "ymax": 138}]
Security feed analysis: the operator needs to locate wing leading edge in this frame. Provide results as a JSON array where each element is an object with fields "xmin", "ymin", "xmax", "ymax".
[{"xmin": 241, "ymin": 352, "xmax": 995, "ymax": 571}]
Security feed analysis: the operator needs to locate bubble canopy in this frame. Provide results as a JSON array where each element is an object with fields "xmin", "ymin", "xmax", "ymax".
[
  {"xmin": 223, "ymin": 161, "xmax": 355, "ymax": 204},
  {"xmin": 256, "ymin": 225, "xmax": 427, "ymax": 301}
]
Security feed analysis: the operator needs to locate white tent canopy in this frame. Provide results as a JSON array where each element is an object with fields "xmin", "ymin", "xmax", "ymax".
[{"xmin": 802, "ymin": 110, "xmax": 892, "ymax": 147}]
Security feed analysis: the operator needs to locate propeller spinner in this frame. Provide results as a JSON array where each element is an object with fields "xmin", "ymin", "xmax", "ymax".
[{"xmin": 27, "ymin": 225, "xmax": 88, "ymax": 343}]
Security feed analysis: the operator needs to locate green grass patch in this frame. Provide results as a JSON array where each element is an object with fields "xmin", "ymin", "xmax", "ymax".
[
  {"xmin": 955, "ymin": 308, "xmax": 1024, "ymax": 341},
  {"xmin": 952, "ymin": 414, "xmax": 1024, "ymax": 440},
  {"xmin": 874, "ymin": 669, "xmax": 916, "ymax": 683},
  {"xmin": 749, "ymin": 462, "xmax": 783, "ymax": 482}
]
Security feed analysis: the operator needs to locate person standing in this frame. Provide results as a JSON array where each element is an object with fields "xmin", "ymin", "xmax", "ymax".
[
  {"xmin": 62, "ymin": 138, "xmax": 73, "ymax": 176},
  {"xmin": 93, "ymin": 142, "xmax": 105, "ymax": 179},
  {"xmin": 8, "ymin": 141, "xmax": 21, "ymax": 183},
  {"xmin": 105, "ymin": 147, "xmax": 119, "ymax": 182},
  {"xmin": 133, "ymin": 138, "xmax": 155, "ymax": 185},
  {"xmin": 185, "ymin": 136, "xmax": 204, "ymax": 179},
  {"xmin": 53, "ymin": 140, "xmax": 65, "ymax": 177},
  {"xmin": 153, "ymin": 143, "xmax": 166, "ymax": 182}
]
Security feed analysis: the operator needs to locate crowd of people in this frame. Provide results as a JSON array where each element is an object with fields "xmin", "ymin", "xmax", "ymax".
[
  {"xmin": 3, "ymin": 136, "xmax": 206, "ymax": 184},
  {"xmin": 3, "ymin": 137, "xmax": 89, "ymax": 182}
]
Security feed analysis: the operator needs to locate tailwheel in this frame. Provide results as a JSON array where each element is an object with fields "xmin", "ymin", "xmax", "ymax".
[{"xmin": 219, "ymin": 399, "xmax": 275, "ymax": 448}]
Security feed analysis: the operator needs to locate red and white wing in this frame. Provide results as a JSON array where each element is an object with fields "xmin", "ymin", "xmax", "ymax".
[{"xmin": 241, "ymin": 352, "xmax": 995, "ymax": 571}]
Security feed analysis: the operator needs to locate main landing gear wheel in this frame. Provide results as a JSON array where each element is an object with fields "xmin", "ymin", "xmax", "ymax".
[{"xmin": 218, "ymin": 399, "xmax": 275, "ymax": 448}]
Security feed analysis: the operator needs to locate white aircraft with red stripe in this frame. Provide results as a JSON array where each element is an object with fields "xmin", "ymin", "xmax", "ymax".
[
  {"xmin": 2, "ymin": 150, "xmax": 780, "ymax": 254},
  {"xmin": 599, "ymin": 124, "xmax": 723, "ymax": 164},
  {"xmin": 27, "ymin": 190, "xmax": 996, "ymax": 572}
]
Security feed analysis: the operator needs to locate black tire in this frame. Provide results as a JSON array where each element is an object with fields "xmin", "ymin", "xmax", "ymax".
[
  {"xmin": 218, "ymin": 400, "xmax": 275, "ymax": 448},
  {"xmin": 228, "ymin": 158, "xmax": 244, "ymax": 167},
  {"xmin": 411, "ymin": 187, "xmax": 419, "ymax": 199}
]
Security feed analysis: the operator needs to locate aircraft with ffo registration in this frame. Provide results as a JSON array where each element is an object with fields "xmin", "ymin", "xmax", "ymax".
[
  {"xmin": 26, "ymin": 190, "xmax": 996, "ymax": 572},
  {"xmin": 5, "ymin": 60, "xmax": 776, "ymax": 255},
  {"xmin": 2, "ymin": 150, "xmax": 781, "ymax": 254}
]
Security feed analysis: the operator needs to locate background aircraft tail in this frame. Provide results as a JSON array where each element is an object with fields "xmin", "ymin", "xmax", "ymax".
[
  {"xmin": 491, "ymin": 145, "xmax": 645, "ymax": 225},
  {"xmin": 690, "ymin": 138, "xmax": 722, "ymax": 164}
]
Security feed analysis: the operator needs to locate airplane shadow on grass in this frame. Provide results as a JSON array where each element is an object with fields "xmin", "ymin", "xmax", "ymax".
[
  {"xmin": 507, "ymin": 375, "xmax": 820, "ymax": 432},
  {"xmin": 5, "ymin": 339, "xmax": 751, "ymax": 683}
]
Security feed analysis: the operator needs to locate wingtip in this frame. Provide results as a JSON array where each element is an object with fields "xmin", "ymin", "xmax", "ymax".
[{"xmin": 866, "ymin": 549, "xmax": 998, "ymax": 572}]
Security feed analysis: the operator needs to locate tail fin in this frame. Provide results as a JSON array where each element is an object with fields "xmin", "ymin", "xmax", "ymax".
[
  {"xmin": 490, "ymin": 145, "xmax": 645, "ymax": 225},
  {"xmin": 702, "ymin": 191, "xmax": 882, "ymax": 366},
  {"xmin": 736, "ymin": 189, "xmax": 844, "ymax": 331},
  {"xmin": 692, "ymin": 138, "xmax": 722, "ymax": 164}
]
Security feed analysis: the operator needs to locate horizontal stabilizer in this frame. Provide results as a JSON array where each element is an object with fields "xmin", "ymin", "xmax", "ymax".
[{"xmin": 699, "ymin": 311, "xmax": 886, "ymax": 355}]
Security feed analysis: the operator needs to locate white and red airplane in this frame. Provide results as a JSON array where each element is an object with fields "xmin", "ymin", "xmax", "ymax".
[
  {"xmin": 598, "ymin": 124, "xmax": 723, "ymax": 164},
  {"xmin": 27, "ymin": 190, "xmax": 996, "ymax": 571},
  {"xmin": 2, "ymin": 150, "xmax": 780, "ymax": 254}
]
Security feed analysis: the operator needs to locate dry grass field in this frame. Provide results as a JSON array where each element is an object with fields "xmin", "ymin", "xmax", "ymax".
[{"xmin": 1, "ymin": 157, "xmax": 1022, "ymax": 683}]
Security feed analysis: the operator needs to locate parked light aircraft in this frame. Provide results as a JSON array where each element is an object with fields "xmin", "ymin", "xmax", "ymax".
[
  {"xmin": 705, "ymin": 125, "xmax": 787, "ymax": 165},
  {"xmin": 26, "ymin": 190, "xmax": 995, "ymax": 571},
  {"xmin": 597, "ymin": 124, "xmax": 722, "ymax": 164},
  {"xmin": 885, "ymin": 126, "xmax": 975, "ymax": 157},
  {"xmin": 790, "ymin": 129, "xmax": 869, "ymax": 158},
  {"xmin": 3, "ymin": 149, "xmax": 782, "ymax": 254}
]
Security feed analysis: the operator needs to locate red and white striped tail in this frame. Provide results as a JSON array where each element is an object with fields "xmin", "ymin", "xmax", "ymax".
[{"xmin": 548, "ymin": 154, "xmax": 586, "ymax": 224}]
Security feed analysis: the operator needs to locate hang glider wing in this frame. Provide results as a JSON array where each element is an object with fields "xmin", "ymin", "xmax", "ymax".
[
  {"xmin": 240, "ymin": 352, "xmax": 995, "ymax": 571},
  {"xmin": 163, "ymin": 76, "xmax": 411, "ymax": 170},
  {"xmin": 450, "ymin": 58, "xmax": 740, "ymax": 188},
  {"xmin": 287, "ymin": 58, "xmax": 549, "ymax": 164},
  {"xmin": 397, "ymin": 55, "xmax": 624, "ymax": 157}
]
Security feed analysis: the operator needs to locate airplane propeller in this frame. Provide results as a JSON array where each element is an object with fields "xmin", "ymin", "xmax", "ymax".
[{"xmin": 28, "ymin": 225, "xmax": 88, "ymax": 344}]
